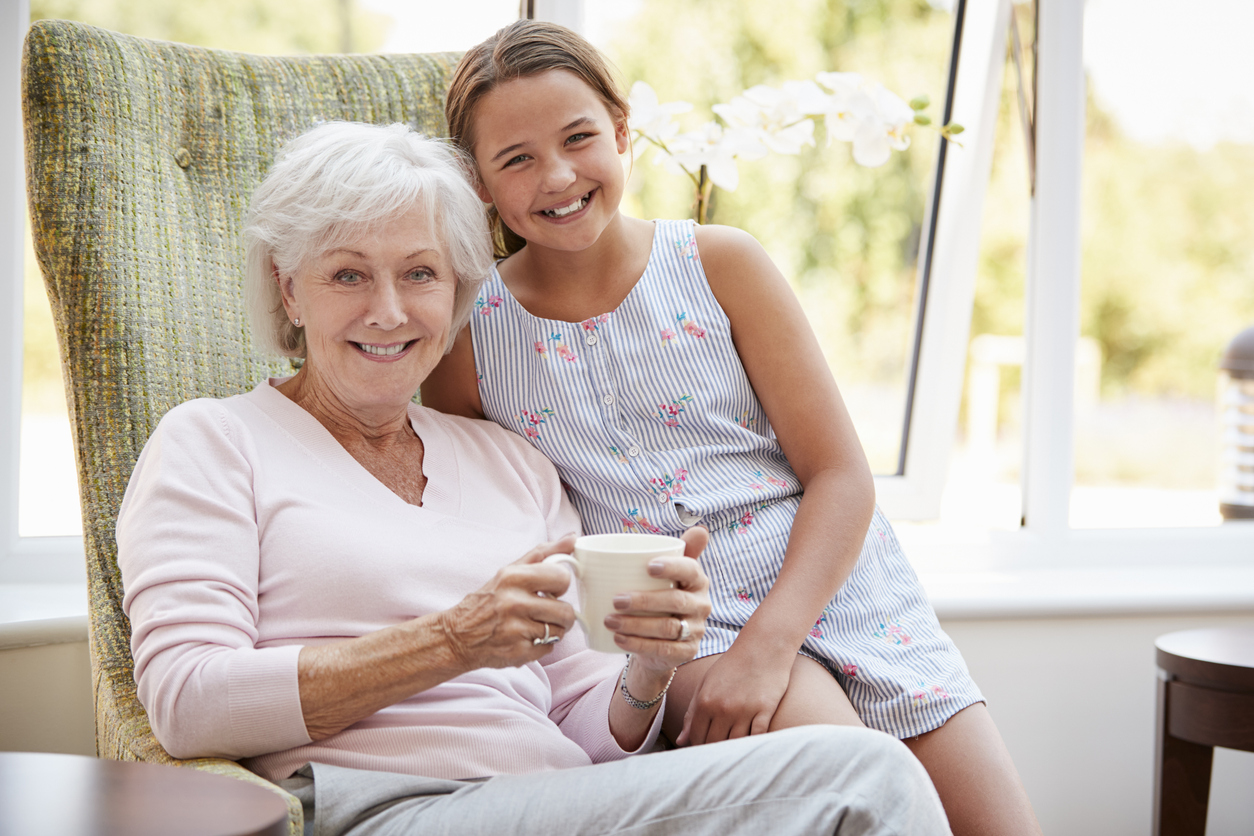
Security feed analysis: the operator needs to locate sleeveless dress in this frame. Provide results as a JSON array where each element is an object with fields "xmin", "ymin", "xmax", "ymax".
[{"xmin": 469, "ymin": 219, "xmax": 982, "ymax": 737}]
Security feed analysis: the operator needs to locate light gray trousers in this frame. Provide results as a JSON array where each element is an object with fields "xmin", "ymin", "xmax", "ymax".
[{"xmin": 278, "ymin": 725, "xmax": 951, "ymax": 836}]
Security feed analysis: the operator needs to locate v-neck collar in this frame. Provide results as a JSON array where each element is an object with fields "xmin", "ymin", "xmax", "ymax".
[{"xmin": 249, "ymin": 379, "xmax": 460, "ymax": 515}]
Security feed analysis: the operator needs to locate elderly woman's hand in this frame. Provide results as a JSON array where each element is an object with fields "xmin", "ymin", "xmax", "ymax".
[
  {"xmin": 437, "ymin": 535, "xmax": 580, "ymax": 670},
  {"xmin": 604, "ymin": 527, "xmax": 712, "ymax": 675}
]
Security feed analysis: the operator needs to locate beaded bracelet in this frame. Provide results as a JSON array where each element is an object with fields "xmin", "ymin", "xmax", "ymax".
[{"xmin": 618, "ymin": 654, "xmax": 677, "ymax": 710}]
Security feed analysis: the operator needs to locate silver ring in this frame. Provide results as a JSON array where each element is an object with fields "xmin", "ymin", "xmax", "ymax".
[
  {"xmin": 533, "ymin": 623, "xmax": 560, "ymax": 646},
  {"xmin": 677, "ymin": 619, "xmax": 691, "ymax": 642}
]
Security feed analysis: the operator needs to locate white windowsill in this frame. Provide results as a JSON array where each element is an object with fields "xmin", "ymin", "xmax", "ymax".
[{"xmin": 0, "ymin": 583, "xmax": 90, "ymax": 650}]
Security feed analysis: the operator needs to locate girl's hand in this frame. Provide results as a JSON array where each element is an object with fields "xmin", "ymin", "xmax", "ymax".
[
  {"xmin": 676, "ymin": 648, "xmax": 793, "ymax": 746},
  {"xmin": 438, "ymin": 536, "xmax": 579, "ymax": 670},
  {"xmin": 604, "ymin": 527, "xmax": 712, "ymax": 678}
]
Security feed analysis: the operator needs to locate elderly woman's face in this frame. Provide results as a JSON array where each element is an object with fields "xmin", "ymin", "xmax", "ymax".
[{"xmin": 279, "ymin": 208, "xmax": 456, "ymax": 415}]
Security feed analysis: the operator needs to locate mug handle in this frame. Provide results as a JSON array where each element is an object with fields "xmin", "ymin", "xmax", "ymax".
[
  {"xmin": 541, "ymin": 553, "xmax": 586, "ymax": 632},
  {"xmin": 542, "ymin": 553, "xmax": 580, "ymax": 578}
]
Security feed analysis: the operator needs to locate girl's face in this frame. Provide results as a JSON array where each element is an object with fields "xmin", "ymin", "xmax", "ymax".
[{"xmin": 470, "ymin": 69, "xmax": 630, "ymax": 255}]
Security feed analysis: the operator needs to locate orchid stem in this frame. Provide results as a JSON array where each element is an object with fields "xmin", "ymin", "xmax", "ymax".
[{"xmin": 696, "ymin": 165, "xmax": 712, "ymax": 225}]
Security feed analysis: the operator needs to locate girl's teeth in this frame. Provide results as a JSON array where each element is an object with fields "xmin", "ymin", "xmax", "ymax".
[
  {"xmin": 545, "ymin": 196, "xmax": 588, "ymax": 217},
  {"xmin": 359, "ymin": 343, "xmax": 406, "ymax": 356}
]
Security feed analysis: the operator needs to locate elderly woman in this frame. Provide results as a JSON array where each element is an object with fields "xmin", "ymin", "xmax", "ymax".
[{"xmin": 116, "ymin": 121, "xmax": 950, "ymax": 836}]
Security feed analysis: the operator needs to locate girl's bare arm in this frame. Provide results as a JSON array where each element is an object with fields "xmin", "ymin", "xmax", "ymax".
[{"xmin": 679, "ymin": 223, "xmax": 875, "ymax": 744}]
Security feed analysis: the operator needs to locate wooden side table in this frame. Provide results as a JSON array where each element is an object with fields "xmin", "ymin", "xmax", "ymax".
[
  {"xmin": 0, "ymin": 751, "xmax": 289, "ymax": 836},
  {"xmin": 1154, "ymin": 627, "xmax": 1254, "ymax": 836}
]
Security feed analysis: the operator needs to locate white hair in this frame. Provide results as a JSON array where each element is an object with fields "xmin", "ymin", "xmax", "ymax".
[{"xmin": 244, "ymin": 121, "xmax": 493, "ymax": 358}]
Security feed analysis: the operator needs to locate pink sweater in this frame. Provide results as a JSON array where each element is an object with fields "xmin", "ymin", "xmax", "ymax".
[{"xmin": 117, "ymin": 380, "xmax": 657, "ymax": 783}]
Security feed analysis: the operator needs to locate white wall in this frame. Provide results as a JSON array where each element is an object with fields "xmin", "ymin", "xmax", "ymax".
[
  {"xmin": 943, "ymin": 611, "xmax": 1254, "ymax": 836},
  {"xmin": 4, "ymin": 612, "xmax": 1254, "ymax": 834},
  {"xmin": 0, "ymin": 639, "xmax": 93, "ymax": 754}
]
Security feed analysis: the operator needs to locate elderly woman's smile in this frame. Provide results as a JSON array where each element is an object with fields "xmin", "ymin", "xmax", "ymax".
[{"xmin": 277, "ymin": 208, "xmax": 456, "ymax": 422}]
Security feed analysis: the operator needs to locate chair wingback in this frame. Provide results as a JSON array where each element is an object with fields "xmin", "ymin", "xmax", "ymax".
[{"xmin": 22, "ymin": 17, "xmax": 461, "ymax": 830}]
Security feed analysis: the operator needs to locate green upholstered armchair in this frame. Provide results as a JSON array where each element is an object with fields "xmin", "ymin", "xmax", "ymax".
[{"xmin": 22, "ymin": 19, "xmax": 462, "ymax": 832}]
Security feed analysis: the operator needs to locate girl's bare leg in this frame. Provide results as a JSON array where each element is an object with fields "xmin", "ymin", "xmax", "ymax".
[
  {"xmin": 667, "ymin": 655, "xmax": 1041, "ymax": 834},
  {"xmin": 663, "ymin": 654, "xmax": 862, "ymax": 743},
  {"xmin": 903, "ymin": 702, "xmax": 1043, "ymax": 836}
]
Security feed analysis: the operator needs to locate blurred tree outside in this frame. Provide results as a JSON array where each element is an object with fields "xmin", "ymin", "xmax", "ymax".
[
  {"xmin": 607, "ymin": 0, "xmax": 1254, "ymax": 490},
  {"xmin": 29, "ymin": 0, "xmax": 388, "ymax": 55},
  {"xmin": 970, "ymin": 5, "xmax": 1254, "ymax": 491}
]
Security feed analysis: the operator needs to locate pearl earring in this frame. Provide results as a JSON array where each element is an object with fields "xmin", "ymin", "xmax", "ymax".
[{"xmin": 293, "ymin": 317, "xmax": 301, "ymax": 327}]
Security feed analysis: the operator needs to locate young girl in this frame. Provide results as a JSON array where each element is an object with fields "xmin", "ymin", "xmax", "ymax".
[{"xmin": 424, "ymin": 19, "xmax": 1041, "ymax": 835}]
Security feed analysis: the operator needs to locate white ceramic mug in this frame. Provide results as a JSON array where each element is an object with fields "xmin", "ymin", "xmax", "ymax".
[{"xmin": 544, "ymin": 532, "xmax": 685, "ymax": 653}]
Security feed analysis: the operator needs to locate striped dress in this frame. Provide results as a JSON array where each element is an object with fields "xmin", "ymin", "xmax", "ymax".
[{"xmin": 468, "ymin": 219, "xmax": 982, "ymax": 737}]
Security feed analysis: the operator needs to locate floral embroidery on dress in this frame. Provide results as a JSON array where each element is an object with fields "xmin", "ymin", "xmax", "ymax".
[
  {"xmin": 675, "ymin": 233, "xmax": 700, "ymax": 262},
  {"xmin": 476, "ymin": 294, "xmax": 503, "ymax": 316},
  {"xmin": 735, "ymin": 410, "xmax": 756, "ymax": 430},
  {"xmin": 735, "ymin": 587, "xmax": 755, "ymax": 603},
  {"xmin": 748, "ymin": 469, "xmax": 790, "ymax": 491},
  {"xmin": 656, "ymin": 395, "xmax": 695, "ymax": 427},
  {"xmin": 581, "ymin": 314, "xmax": 610, "ymax": 332},
  {"xmin": 533, "ymin": 340, "xmax": 548, "ymax": 357},
  {"xmin": 676, "ymin": 312, "xmax": 706, "ymax": 339},
  {"xmin": 873, "ymin": 619, "xmax": 913, "ymax": 647},
  {"xmin": 548, "ymin": 333, "xmax": 578, "ymax": 363},
  {"xmin": 809, "ymin": 605, "xmax": 838, "ymax": 638},
  {"xmin": 841, "ymin": 663, "xmax": 859, "ymax": 678},
  {"xmin": 517, "ymin": 407, "xmax": 555, "ymax": 441},
  {"xmin": 660, "ymin": 327, "xmax": 677, "ymax": 347},
  {"xmin": 621, "ymin": 509, "xmax": 663, "ymax": 534},
  {"xmin": 608, "ymin": 446, "xmax": 630, "ymax": 464},
  {"xmin": 911, "ymin": 683, "xmax": 950, "ymax": 706},
  {"xmin": 727, "ymin": 501, "xmax": 770, "ymax": 534},
  {"xmin": 649, "ymin": 469, "xmax": 689, "ymax": 501}
]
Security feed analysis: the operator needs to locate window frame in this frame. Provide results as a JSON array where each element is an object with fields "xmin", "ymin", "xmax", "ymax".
[
  {"xmin": 2, "ymin": 0, "xmax": 1252, "ymax": 592},
  {"xmin": 872, "ymin": 0, "xmax": 1011, "ymax": 519}
]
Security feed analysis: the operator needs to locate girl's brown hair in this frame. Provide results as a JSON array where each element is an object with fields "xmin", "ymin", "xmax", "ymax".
[{"xmin": 445, "ymin": 19, "xmax": 631, "ymax": 258}]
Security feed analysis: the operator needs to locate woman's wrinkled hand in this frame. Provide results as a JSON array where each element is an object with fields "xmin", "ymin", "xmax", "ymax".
[
  {"xmin": 603, "ymin": 526, "xmax": 712, "ymax": 676},
  {"xmin": 437, "ymin": 536, "xmax": 579, "ymax": 671}
]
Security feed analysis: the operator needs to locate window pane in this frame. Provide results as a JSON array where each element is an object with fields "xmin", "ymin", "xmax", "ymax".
[
  {"xmin": 363, "ymin": 0, "xmax": 519, "ymax": 53},
  {"xmin": 1072, "ymin": 0, "xmax": 1254, "ymax": 529},
  {"xmin": 590, "ymin": 0, "xmax": 957, "ymax": 475},
  {"xmin": 20, "ymin": 215, "xmax": 82, "ymax": 537}
]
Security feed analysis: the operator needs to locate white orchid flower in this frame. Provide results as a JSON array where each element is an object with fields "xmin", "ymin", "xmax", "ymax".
[
  {"xmin": 666, "ymin": 122, "xmax": 766, "ymax": 191},
  {"xmin": 849, "ymin": 84, "xmax": 914, "ymax": 166},
  {"xmin": 815, "ymin": 71, "xmax": 865, "ymax": 99},
  {"xmin": 714, "ymin": 82, "xmax": 819, "ymax": 155},
  {"xmin": 813, "ymin": 72, "xmax": 915, "ymax": 166},
  {"xmin": 872, "ymin": 83, "xmax": 915, "ymax": 150},
  {"xmin": 627, "ymin": 81, "xmax": 692, "ymax": 153}
]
